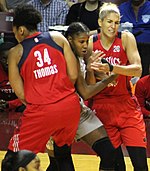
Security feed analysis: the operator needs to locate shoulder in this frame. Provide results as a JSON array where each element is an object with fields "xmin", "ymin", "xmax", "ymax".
[
  {"xmin": 142, "ymin": 1, "xmax": 150, "ymax": 12},
  {"xmin": 50, "ymin": 0, "xmax": 69, "ymax": 12},
  {"xmin": 52, "ymin": 0, "xmax": 68, "ymax": 6},
  {"xmin": 9, "ymin": 44, "xmax": 23, "ymax": 64},
  {"xmin": 119, "ymin": 1, "xmax": 130, "ymax": 11},
  {"xmin": 121, "ymin": 31, "xmax": 136, "ymax": 47},
  {"xmin": 88, "ymin": 35, "xmax": 94, "ymax": 45},
  {"xmin": 136, "ymin": 75, "xmax": 149, "ymax": 86},
  {"xmin": 50, "ymin": 31, "xmax": 68, "ymax": 47},
  {"xmin": 69, "ymin": 2, "xmax": 84, "ymax": 10},
  {"xmin": 144, "ymin": 1, "xmax": 150, "ymax": 7}
]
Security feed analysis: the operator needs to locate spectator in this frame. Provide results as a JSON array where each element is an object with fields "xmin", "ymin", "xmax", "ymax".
[
  {"xmin": 119, "ymin": 0, "xmax": 150, "ymax": 77},
  {"xmin": 0, "ymin": 0, "xmax": 31, "ymax": 11},
  {"xmin": 119, "ymin": 0, "xmax": 150, "ymax": 43},
  {"xmin": 135, "ymin": 65, "xmax": 150, "ymax": 118},
  {"xmin": 2, "ymin": 4, "xmax": 80, "ymax": 171},
  {"xmin": 28, "ymin": 0, "xmax": 69, "ymax": 32},
  {"xmin": 0, "ymin": 42, "xmax": 25, "ymax": 113},
  {"xmin": 2, "ymin": 149, "xmax": 43, "ymax": 171},
  {"xmin": 86, "ymin": 2, "xmax": 148, "ymax": 170},
  {"xmin": 102, "ymin": 0, "xmax": 127, "ymax": 5},
  {"xmin": 65, "ymin": 0, "xmax": 85, "ymax": 7},
  {"xmin": 66, "ymin": 0, "xmax": 102, "ymax": 34},
  {"xmin": 0, "ymin": 42, "xmax": 26, "ymax": 152}
]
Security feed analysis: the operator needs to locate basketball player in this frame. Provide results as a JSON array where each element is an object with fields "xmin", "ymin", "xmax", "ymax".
[
  {"xmin": 85, "ymin": 2, "xmax": 148, "ymax": 171},
  {"xmin": 46, "ymin": 22, "xmax": 124, "ymax": 171},
  {"xmin": 2, "ymin": 4, "xmax": 81, "ymax": 171}
]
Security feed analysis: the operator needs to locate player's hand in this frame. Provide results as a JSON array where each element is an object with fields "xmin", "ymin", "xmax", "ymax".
[{"xmin": 86, "ymin": 50, "xmax": 105, "ymax": 72}]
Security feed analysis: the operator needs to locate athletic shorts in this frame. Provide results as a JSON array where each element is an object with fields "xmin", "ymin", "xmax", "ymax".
[
  {"xmin": 46, "ymin": 107, "xmax": 103, "ymax": 149},
  {"xmin": 92, "ymin": 95, "xmax": 147, "ymax": 148},
  {"xmin": 8, "ymin": 94, "xmax": 80, "ymax": 153},
  {"xmin": 75, "ymin": 107, "xmax": 103, "ymax": 140}
]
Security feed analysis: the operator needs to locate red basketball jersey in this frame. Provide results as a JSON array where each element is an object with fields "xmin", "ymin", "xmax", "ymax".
[
  {"xmin": 92, "ymin": 33, "xmax": 132, "ymax": 99},
  {"xmin": 19, "ymin": 32, "xmax": 76, "ymax": 104}
]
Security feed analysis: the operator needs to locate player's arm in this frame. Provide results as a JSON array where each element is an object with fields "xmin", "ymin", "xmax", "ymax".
[
  {"xmin": 85, "ymin": 35, "xmax": 97, "ymax": 84},
  {"xmin": 93, "ymin": 32, "xmax": 142, "ymax": 77},
  {"xmin": 113, "ymin": 31, "xmax": 142, "ymax": 77},
  {"xmin": 76, "ymin": 60, "xmax": 118, "ymax": 100},
  {"xmin": 51, "ymin": 31, "xmax": 78, "ymax": 84},
  {"xmin": 8, "ymin": 44, "xmax": 26, "ymax": 105},
  {"xmin": 76, "ymin": 67, "xmax": 118, "ymax": 100},
  {"xmin": 0, "ymin": 0, "xmax": 8, "ymax": 11}
]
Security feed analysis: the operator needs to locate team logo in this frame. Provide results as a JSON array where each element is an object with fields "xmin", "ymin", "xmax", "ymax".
[
  {"xmin": 34, "ymin": 38, "xmax": 39, "ymax": 43},
  {"xmin": 142, "ymin": 15, "xmax": 150, "ymax": 23},
  {"xmin": 113, "ymin": 45, "xmax": 120, "ymax": 52}
]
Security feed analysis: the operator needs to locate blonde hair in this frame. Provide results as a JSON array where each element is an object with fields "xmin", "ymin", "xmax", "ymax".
[{"xmin": 99, "ymin": 2, "xmax": 120, "ymax": 21}]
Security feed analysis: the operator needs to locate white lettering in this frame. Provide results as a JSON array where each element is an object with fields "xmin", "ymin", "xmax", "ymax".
[
  {"xmin": 105, "ymin": 56, "xmax": 121, "ymax": 65},
  {"xmin": 33, "ymin": 64, "xmax": 58, "ymax": 79}
]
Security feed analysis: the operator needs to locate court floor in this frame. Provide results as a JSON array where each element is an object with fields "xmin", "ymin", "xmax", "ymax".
[{"xmin": 0, "ymin": 151, "xmax": 150, "ymax": 171}]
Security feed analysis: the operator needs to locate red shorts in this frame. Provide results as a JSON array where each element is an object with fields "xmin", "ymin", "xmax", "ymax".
[
  {"xmin": 92, "ymin": 95, "xmax": 147, "ymax": 148},
  {"xmin": 8, "ymin": 94, "xmax": 80, "ymax": 153}
]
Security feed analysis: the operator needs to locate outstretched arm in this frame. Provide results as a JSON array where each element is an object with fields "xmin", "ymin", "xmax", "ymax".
[
  {"xmin": 8, "ymin": 44, "xmax": 26, "ymax": 105},
  {"xmin": 94, "ymin": 32, "xmax": 142, "ymax": 77},
  {"xmin": 76, "ymin": 62, "xmax": 118, "ymax": 100}
]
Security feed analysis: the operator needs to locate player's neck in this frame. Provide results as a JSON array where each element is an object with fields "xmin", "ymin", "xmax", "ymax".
[
  {"xmin": 85, "ymin": 1, "xmax": 98, "ymax": 11},
  {"xmin": 100, "ymin": 34, "xmax": 115, "ymax": 50}
]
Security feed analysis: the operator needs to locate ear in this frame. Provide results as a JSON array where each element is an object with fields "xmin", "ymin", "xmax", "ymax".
[
  {"xmin": 67, "ymin": 35, "xmax": 73, "ymax": 43},
  {"xmin": 98, "ymin": 18, "xmax": 102, "ymax": 27},
  {"xmin": 18, "ymin": 26, "xmax": 25, "ymax": 36}
]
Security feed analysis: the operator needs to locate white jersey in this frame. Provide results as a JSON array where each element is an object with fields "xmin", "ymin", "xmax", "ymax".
[{"xmin": 75, "ymin": 57, "xmax": 103, "ymax": 140}]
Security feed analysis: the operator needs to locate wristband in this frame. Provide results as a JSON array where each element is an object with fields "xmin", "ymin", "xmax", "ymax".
[{"xmin": 101, "ymin": 58, "xmax": 114, "ymax": 72}]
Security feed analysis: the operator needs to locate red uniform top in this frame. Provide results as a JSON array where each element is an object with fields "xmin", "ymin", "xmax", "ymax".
[
  {"xmin": 19, "ymin": 32, "xmax": 76, "ymax": 104},
  {"xmin": 135, "ymin": 75, "xmax": 150, "ymax": 116},
  {"xmin": 92, "ymin": 33, "xmax": 131, "ymax": 99},
  {"xmin": 91, "ymin": 33, "xmax": 146, "ymax": 149}
]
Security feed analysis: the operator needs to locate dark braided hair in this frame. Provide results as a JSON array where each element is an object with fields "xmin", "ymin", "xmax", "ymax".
[
  {"xmin": 13, "ymin": 4, "xmax": 42, "ymax": 31},
  {"xmin": 65, "ymin": 22, "xmax": 90, "ymax": 39}
]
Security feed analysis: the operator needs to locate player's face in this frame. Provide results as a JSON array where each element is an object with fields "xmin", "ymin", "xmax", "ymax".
[
  {"xmin": 131, "ymin": 0, "xmax": 144, "ymax": 6},
  {"xmin": 25, "ymin": 156, "xmax": 41, "ymax": 171},
  {"xmin": 99, "ymin": 12, "xmax": 120, "ymax": 39},
  {"xmin": 0, "ymin": 51, "xmax": 8, "ymax": 72},
  {"xmin": 69, "ymin": 33, "xmax": 89, "ymax": 57}
]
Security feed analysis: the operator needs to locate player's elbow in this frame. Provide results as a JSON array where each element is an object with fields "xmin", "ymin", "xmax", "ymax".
[
  {"xmin": 78, "ymin": 90, "xmax": 91, "ymax": 101},
  {"xmin": 81, "ymin": 94, "xmax": 89, "ymax": 101},
  {"xmin": 135, "ymin": 64, "xmax": 142, "ymax": 77}
]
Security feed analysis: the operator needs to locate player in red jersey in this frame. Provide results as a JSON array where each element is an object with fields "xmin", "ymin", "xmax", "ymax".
[
  {"xmin": 0, "ymin": 42, "xmax": 26, "ymax": 151},
  {"xmin": 0, "ymin": 42, "xmax": 24, "ymax": 112},
  {"xmin": 85, "ymin": 2, "xmax": 148, "ymax": 171},
  {"xmin": 2, "ymin": 4, "xmax": 80, "ymax": 171},
  {"xmin": 135, "ymin": 65, "xmax": 150, "ymax": 118}
]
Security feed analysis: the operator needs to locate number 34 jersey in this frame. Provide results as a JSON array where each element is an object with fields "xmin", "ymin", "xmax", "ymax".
[{"xmin": 18, "ymin": 32, "xmax": 75, "ymax": 105}]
